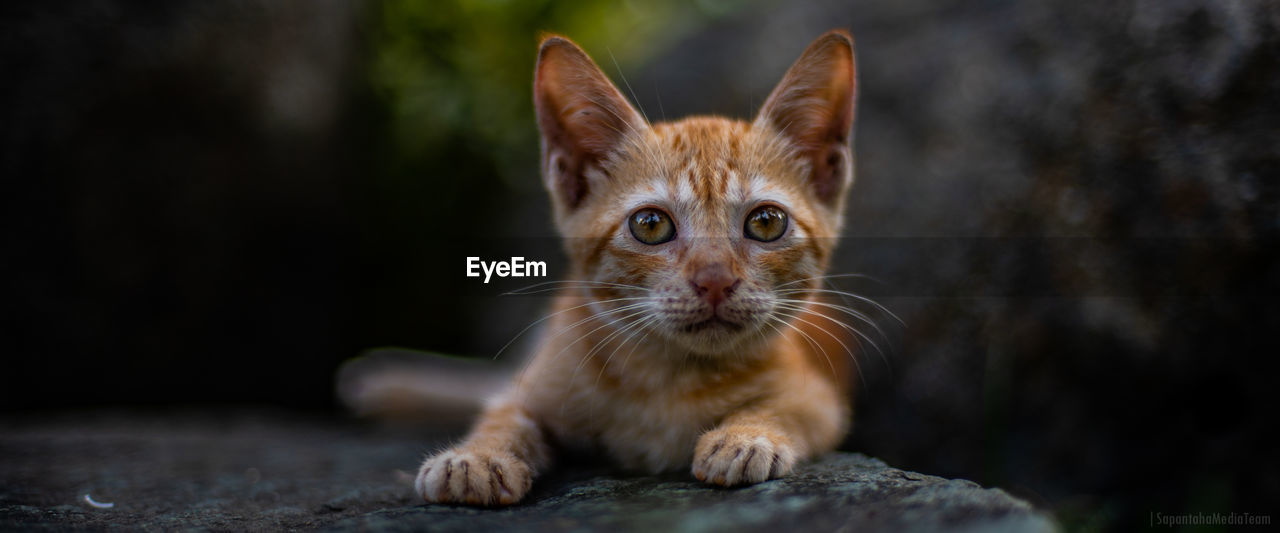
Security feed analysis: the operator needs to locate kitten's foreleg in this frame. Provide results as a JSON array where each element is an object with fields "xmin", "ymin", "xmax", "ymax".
[{"xmin": 415, "ymin": 398, "xmax": 550, "ymax": 506}]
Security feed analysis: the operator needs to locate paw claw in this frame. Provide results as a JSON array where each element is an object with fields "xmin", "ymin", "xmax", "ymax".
[
  {"xmin": 416, "ymin": 449, "xmax": 531, "ymax": 506},
  {"xmin": 692, "ymin": 427, "xmax": 795, "ymax": 487}
]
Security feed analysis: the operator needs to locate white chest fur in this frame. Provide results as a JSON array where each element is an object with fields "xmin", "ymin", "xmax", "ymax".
[{"xmin": 533, "ymin": 359, "xmax": 768, "ymax": 473}]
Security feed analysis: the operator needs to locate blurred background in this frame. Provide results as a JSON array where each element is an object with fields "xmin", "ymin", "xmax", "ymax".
[{"xmin": 3, "ymin": 0, "xmax": 1277, "ymax": 530}]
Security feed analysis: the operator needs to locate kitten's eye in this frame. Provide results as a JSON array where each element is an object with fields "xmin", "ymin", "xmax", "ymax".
[
  {"xmin": 744, "ymin": 205, "xmax": 788, "ymax": 242},
  {"xmin": 629, "ymin": 208, "xmax": 676, "ymax": 245}
]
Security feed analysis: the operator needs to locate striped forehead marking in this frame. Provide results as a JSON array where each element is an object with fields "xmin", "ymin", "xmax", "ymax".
[{"xmin": 620, "ymin": 163, "xmax": 790, "ymax": 215}]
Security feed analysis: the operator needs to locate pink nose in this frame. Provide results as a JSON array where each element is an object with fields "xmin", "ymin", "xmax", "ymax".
[{"xmin": 690, "ymin": 264, "xmax": 741, "ymax": 309}]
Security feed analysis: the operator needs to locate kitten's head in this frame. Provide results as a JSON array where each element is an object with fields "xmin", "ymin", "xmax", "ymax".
[{"xmin": 534, "ymin": 31, "xmax": 856, "ymax": 356}]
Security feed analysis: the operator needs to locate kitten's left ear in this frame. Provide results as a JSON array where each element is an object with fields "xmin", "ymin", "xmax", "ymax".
[{"xmin": 754, "ymin": 30, "xmax": 857, "ymax": 206}]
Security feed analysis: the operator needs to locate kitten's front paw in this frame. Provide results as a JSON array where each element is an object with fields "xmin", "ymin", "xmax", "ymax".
[
  {"xmin": 415, "ymin": 448, "xmax": 532, "ymax": 506},
  {"xmin": 692, "ymin": 426, "xmax": 797, "ymax": 486}
]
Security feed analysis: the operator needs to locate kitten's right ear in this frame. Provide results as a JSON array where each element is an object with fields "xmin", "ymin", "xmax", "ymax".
[
  {"xmin": 534, "ymin": 35, "xmax": 647, "ymax": 211},
  {"xmin": 754, "ymin": 30, "xmax": 857, "ymax": 207}
]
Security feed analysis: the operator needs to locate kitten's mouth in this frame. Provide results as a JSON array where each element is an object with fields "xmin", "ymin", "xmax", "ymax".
[{"xmin": 680, "ymin": 317, "xmax": 744, "ymax": 334}]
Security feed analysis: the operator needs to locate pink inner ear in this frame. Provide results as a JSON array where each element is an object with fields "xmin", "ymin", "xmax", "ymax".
[
  {"xmin": 534, "ymin": 36, "xmax": 646, "ymax": 209},
  {"xmin": 758, "ymin": 32, "xmax": 856, "ymax": 148},
  {"xmin": 754, "ymin": 31, "xmax": 857, "ymax": 204}
]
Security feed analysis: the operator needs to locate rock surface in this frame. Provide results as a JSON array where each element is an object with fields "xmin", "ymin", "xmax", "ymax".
[{"xmin": 0, "ymin": 412, "xmax": 1053, "ymax": 532}]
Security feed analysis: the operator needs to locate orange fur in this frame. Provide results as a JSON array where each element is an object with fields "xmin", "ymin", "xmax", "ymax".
[{"xmin": 417, "ymin": 30, "xmax": 859, "ymax": 506}]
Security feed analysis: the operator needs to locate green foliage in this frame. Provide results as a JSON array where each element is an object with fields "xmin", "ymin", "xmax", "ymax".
[{"xmin": 367, "ymin": 0, "xmax": 753, "ymax": 190}]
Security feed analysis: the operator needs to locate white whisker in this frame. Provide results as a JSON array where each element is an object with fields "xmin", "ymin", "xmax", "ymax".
[
  {"xmin": 775, "ymin": 272, "xmax": 883, "ymax": 289},
  {"xmin": 776, "ymin": 287, "xmax": 904, "ymax": 327},
  {"xmin": 503, "ymin": 279, "xmax": 651, "ymax": 295},
  {"xmin": 775, "ymin": 302, "xmax": 887, "ymax": 374},
  {"xmin": 771, "ymin": 309, "xmax": 867, "ymax": 389},
  {"xmin": 557, "ymin": 308, "xmax": 653, "ymax": 417},
  {"xmin": 492, "ymin": 297, "xmax": 647, "ymax": 361},
  {"xmin": 769, "ymin": 310, "xmax": 841, "ymax": 379},
  {"xmin": 775, "ymin": 298, "xmax": 892, "ymax": 359}
]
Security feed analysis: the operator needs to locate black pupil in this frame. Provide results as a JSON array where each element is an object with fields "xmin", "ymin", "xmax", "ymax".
[
  {"xmin": 638, "ymin": 211, "xmax": 661, "ymax": 229},
  {"xmin": 756, "ymin": 210, "xmax": 775, "ymax": 226},
  {"xmin": 755, "ymin": 209, "xmax": 779, "ymax": 228}
]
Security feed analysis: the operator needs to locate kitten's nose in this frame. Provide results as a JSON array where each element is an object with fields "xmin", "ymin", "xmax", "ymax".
[{"xmin": 691, "ymin": 264, "xmax": 741, "ymax": 310}]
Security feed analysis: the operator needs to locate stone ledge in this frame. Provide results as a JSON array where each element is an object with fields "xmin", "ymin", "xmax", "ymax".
[
  {"xmin": 0, "ymin": 413, "xmax": 1055, "ymax": 532},
  {"xmin": 344, "ymin": 454, "xmax": 1056, "ymax": 533}
]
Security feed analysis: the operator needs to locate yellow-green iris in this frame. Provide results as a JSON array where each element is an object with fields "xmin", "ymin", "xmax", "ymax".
[
  {"xmin": 629, "ymin": 208, "xmax": 676, "ymax": 245},
  {"xmin": 744, "ymin": 205, "xmax": 788, "ymax": 242}
]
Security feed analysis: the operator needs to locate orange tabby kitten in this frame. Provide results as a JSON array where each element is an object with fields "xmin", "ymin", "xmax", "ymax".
[{"xmin": 416, "ymin": 30, "xmax": 858, "ymax": 506}]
